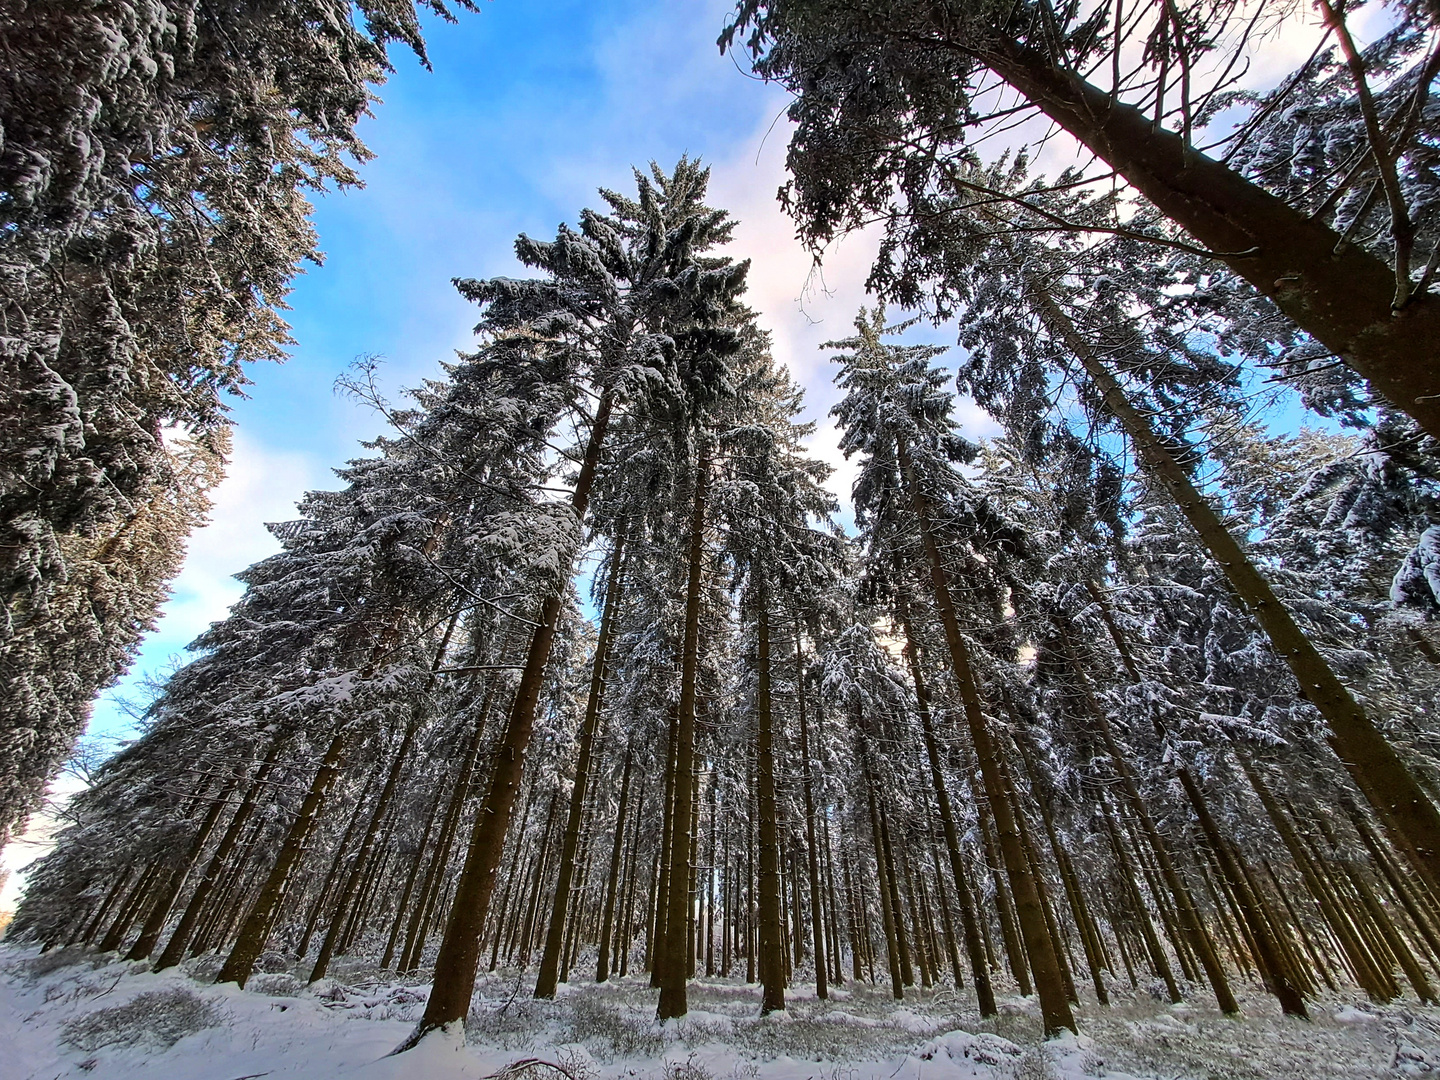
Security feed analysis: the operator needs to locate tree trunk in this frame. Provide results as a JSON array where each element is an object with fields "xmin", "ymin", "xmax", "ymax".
[
  {"xmin": 1034, "ymin": 287, "xmax": 1440, "ymax": 898},
  {"xmin": 309, "ymin": 716, "xmax": 425, "ymax": 982},
  {"xmin": 536, "ymin": 533, "xmax": 627, "ymax": 997},
  {"xmin": 755, "ymin": 603, "xmax": 786, "ymax": 1014},
  {"xmin": 597, "ymin": 741, "xmax": 635, "ymax": 983},
  {"xmin": 982, "ymin": 39, "xmax": 1440, "ymax": 438},
  {"xmin": 407, "ymin": 388, "xmax": 612, "ymax": 1043},
  {"xmin": 899, "ymin": 610, "xmax": 995, "ymax": 1014},
  {"xmin": 1101, "ymin": 797, "xmax": 1181, "ymax": 1002},
  {"xmin": 793, "ymin": 624, "xmax": 828, "ymax": 1001},
  {"xmin": 1177, "ymin": 768, "xmax": 1307, "ymax": 1015},
  {"xmin": 126, "ymin": 771, "xmax": 241, "ymax": 962},
  {"xmin": 1242, "ymin": 757, "xmax": 1394, "ymax": 1001},
  {"xmin": 1052, "ymin": 619, "xmax": 1237, "ymax": 1013},
  {"xmin": 898, "ymin": 438, "xmax": 1074, "ymax": 1035},
  {"xmin": 862, "ymin": 738, "xmax": 905, "ymax": 1000},
  {"xmin": 217, "ymin": 730, "xmax": 347, "ymax": 987},
  {"xmin": 656, "ymin": 444, "xmax": 710, "ymax": 1021},
  {"xmin": 156, "ymin": 738, "xmax": 283, "ymax": 969}
]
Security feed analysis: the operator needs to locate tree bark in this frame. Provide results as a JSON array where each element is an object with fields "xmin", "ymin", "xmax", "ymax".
[
  {"xmin": 657, "ymin": 442, "xmax": 710, "ymax": 1020},
  {"xmin": 1177, "ymin": 768, "xmax": 1307, "ymax": 1015},
  {"xmin": 126, "ymin": 771, "xmax": 241, "ymax": 962},
  {"xmin": 596, "ymin": 741, "xmax": 634, "ymax": 983},
  {"xmin": 898, "ymin": 610, "xmax": 995, "ymax": 1014},
  {"xmin": 793, "ymin": 624, "xmax": 828, "ymax": 1001},
  {"xmin": 754, "ymin": 598, "xmax": 786, "ymax": 1014},
  {"xmin": 216, "ymin": 730, "xmax": 347, "ymax": 987},
  {"xmin": 898, "ymin": 437, "xmax": 1075, "ymax": 1035},
  {"xmin": 407, "ymin": 387, "xmax": 612, "ymax": 1043},
  {"xmin": 536, "ymin": 533, "xmax": 627, "ymax": 997},
  {"xmin": 980, "ymin": 38, "xmax": 1440, "ymax": 438},
  {"xmin": 1034, "ymin": 286, "xmax": 1440, "ymax": 899}
]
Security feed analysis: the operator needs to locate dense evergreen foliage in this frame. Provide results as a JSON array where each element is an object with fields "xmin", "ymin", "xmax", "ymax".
[{"xmin": 0, "ymin": 0, "xmax": 472, "ymax": 850}]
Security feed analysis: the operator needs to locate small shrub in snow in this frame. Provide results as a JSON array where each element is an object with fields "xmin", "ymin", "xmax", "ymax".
[
  {"xmin": 25, "ymin": 947, "xmax": 96, "ymax": 978},
  {"xmin": 179, "ymin": 954, "xmax": 226, "ymax": 983},
  {"xmin": 467, "ymin": 1000, "xmax": 544, "ymax": 1051},
  {"xmin": 487, "ymin": 1049, "xmax": 597, "ymax": 1080},
  {"xmin": 61, "ymin": 987, "xmax": 224, "ymax": 1052},
  {"xmin": 247, "ymin": 973, "xmax": 302, "ymax": 997},
  {"xmin": 252, "ymin": 950, "xmax": 293, "ymax": 975},
  {"xmin": 1007, "ymin": 1048, "xmax": 1056, "ymax": 1080},
  {"xmin": 660, "ymin": 1054, "xmax": 714, "ymax": 1080},
  {"xmin": 565, "ymin": 995, "xmax": 661, "ymax": 1061}
]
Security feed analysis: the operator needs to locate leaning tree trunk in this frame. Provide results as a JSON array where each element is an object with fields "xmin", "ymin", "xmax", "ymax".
[
  {"xmin": 405, "ymin": 388, "xmax": 614, "ymax": 1044},
  {"xmin": 1032, "ymin": 285, "xmax": 1440, "ymax": 901},
  {"xmin": 656, "ymin": 442, "xmax": 710, "ymax": 1021},
  {"xmin": 980, "ymin": 40, "xmax": 1440, "ymax": 439},
  {"xmin": 1177, "ymin": 768, "xmax": 1308, "ymax": 1016},
  {"xmin": 898, "ymin": 438, "xmax": 1076, "ymax": 1036},
  {"xmin": 216, "ymin": 730, "xmax": 347, "ymax": 987},
  {"xmin": 1051, "ymin": 618, "xmax": 1238, "ymax": 1014},
  {"xmin": 156, "ymin": 734, "xmax": 284, "ymax": 970},
  {"xmin": 535, "ymin": 532, "xmax": 627, "ymax": 998},
  {"xmin": 125, "ymin": 771, "xmax": 241, "ymax": 962},
  {"xmin": 308, "ymin": 717, "xmax": 422, "ymax": 982},
  {"xmin": 898, "ymin": 609, "xmax": 996, "ymax": 1016}
]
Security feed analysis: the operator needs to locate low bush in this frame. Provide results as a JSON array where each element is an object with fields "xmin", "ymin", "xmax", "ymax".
[{"xmin": 61, "ymin": 987, "xmax": 224, "ymax": 1052}]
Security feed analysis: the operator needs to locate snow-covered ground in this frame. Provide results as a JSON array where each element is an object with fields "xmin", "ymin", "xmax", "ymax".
[{"xmin": 3, "ymin": 944, "xmax": 1438, "ymax": 1079}]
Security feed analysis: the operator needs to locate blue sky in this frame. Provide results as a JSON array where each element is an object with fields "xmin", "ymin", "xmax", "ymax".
[{"xmin": 82, "ymin": 0, "xmax": 979, "ymax": 749}]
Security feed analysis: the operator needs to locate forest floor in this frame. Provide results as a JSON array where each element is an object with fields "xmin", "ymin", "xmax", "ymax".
[{"xmin": 3, "ymin": 943, "xmax": 1438, "ymax": 1080}]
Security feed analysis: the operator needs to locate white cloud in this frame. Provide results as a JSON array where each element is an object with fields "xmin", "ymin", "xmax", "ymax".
[{"xmin": 158, "ymin": 433, "xmax": 323, "ymax": 645}]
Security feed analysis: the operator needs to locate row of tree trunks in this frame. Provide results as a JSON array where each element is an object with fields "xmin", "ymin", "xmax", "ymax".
[{"xmin": 1030, "ymin": 284, "xmax": 1440, "ymax": 903}]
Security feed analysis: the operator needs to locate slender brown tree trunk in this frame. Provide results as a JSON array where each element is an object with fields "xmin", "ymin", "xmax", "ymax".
[
  {"xmin": 519, "ymin": 791, "xmax": 562, "ymax": 966},
  {"xmin": 1177, "ymin": 768, "xmax": 1307, "ymax": 1015},
  {"xmin": 126, "ymin": 771, "xmax": 241, "ymax": 962},
  {"xmin": 216, "ymin": 731, "xmax": 347, "ymax": 987},
  {"xmin": 597, "ymin": 741, "xmax": 635, "ymax": 983},
  {"xmin": 1053, "ymin": 619, "xmax": 1238, "ymax": 1013},
  {"xmin": 1317, "ymin": 817, "xmax": 1436, "ymax": 1002},
  {"xmin": 656, "ymin": 444, "xmax": 709, "ymax": 1020},
  {"xmin": 1013, "ymin": 732, "xmax": 1108, "ymax": 1006},
  {"xmin": 652, "ymin": 705, "xmax": 680, "ymax": 986},
  {"xmin": 1034, "ymin": 288, "xmax": 1440, "ymax": 897},
  {"xmin": 900, "ymin": 610, "xmax": 996, "ymax": 1014},
  {"xmin": 1266, "ymin": 860, "xmax": 1340, "ymax": 992},
  {"xmin": 618, "ymin": 776, "xmax": 646, "ymax": 978},
  {"xmin": 536, "ymin": 534, "xmax": 627, "ymax": 997},
  {"xmin": 898, "ymin": 439, "xmax": 1074, "ymax": 1035},
  {"xmin": 1010, "ymin": 775, "xmax": 1076, "ymax": 1004},
  {"xmin": 793, "ymin": 624, "xmax": 828, "ymax": 1001},
  {"xmin": 753, "ymin": 592, "xmax": 786, "ymax": 1013},
  {"xmin": 1101, "ymin": 797, "xmax": 1181, "ymax": 1002},
  {"xmin": 80, "ymin": 869, "xmax": 134, "ymax": 947},
  {"xmin": 928, "ymin": 832, "xmax": 966, "ymax": 988},
  {"xmin": 979, "ymin": 798, "xmax": 1029, "ymax": 993},
  {"xmin": 1346, "ymin": 801, "xmax": 1440, "ymax": 977},
  {"xmin": 297, "ymin": 761, "xmax": 383, "ymax": 961},
  {"xmin": 862, "ymin": 739, "xmax": 905, "ymax": 1000},
  {"xmin": 100, "ymin": 862, "xmax": 163, "ymax": 954},
  {"xmin": 156, "ymin": 738, "xmax": 284, "ymax": 970},
  {"xmin": 407, "ymin": 389, "xmax": 612, "ymax": 1043},
  {"xmin": 1242, "ymin": 758, "xmax": 1394, "ymax": 1001},
  {"xmin": 310, "ymin": 713, "xmax": 426, "ymax": 982}
]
